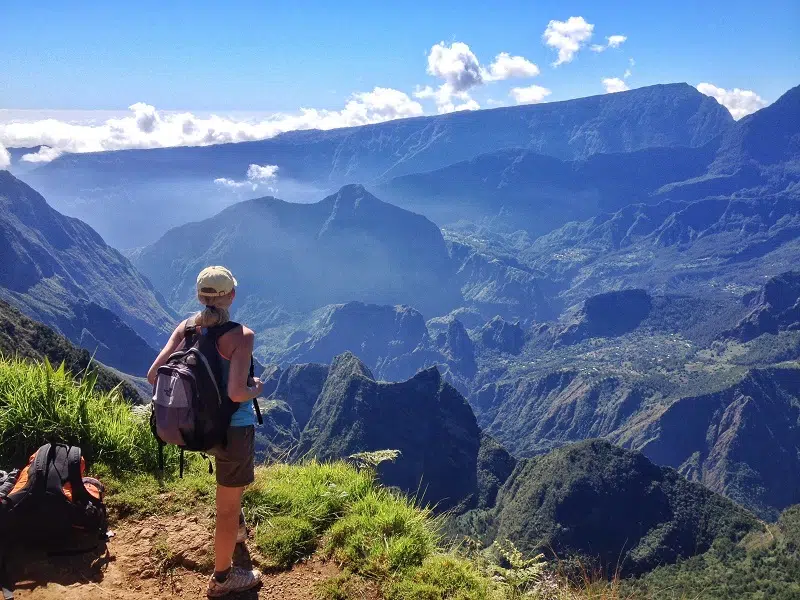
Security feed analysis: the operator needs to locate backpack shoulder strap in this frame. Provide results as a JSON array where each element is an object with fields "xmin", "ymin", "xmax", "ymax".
[
  {"xmin": 30, "ymin": 444, "xmax": 53, "ymax": 495},
  {"xmin": 184, "ymin": 319, "xmax": 199, "ymax": 346},
  {"xmin": 207, "ymin": 321, "xmax": 241, "ymax": 340},
  {"xmin": 66, "ymin": 446, "xmax": 90, "ymax": 503}
]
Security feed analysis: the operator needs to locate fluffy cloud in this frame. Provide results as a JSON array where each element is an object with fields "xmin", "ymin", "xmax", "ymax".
[
  {"xmin": 543, "ymin": 17, "xmax": 594, "ymax": 66},
  {"xmin": 0, "ymin": 142, "xmax": 9, "ymax": 169},
  {"xmin": 21, "ymin": 145, "xmax": 64, "ymax": 163},
  {"xmin": 607, "ymin": 35, "xmax": 627, "ymax": 48},
  {"xmin": 420, "ymin": 42, "xmax": 540, "ymax": 113},
  {"xmin": 510, "ymin": 85, "xmax": 552, "ymax": 105},
  {"xmin": 591, "ymin": 34, "xmax": 627, "ymax": 53},
  {"xmin": 426, "ymin": 42, "xmax": 484, "ymax": 93},
  {"xmin": 215, "ymin": 163, "xmax": 279, "ymax": 191},
  {"xmin": 246, "ymin": 163, "xmax": 278, "ymax": 181},
  {"xmin": 696, "ymin": 83, "xmax": 767, "ymax": 120},
  {"xmin": 486, "ymin": 53, "xmax": 540, "ymax": 80},
  {"xmin": 602, "ymin": 78, "xmax": 629, "ymax": 93},
  {"xmin": 0, "ymin": 88, "xmax": 423, "ymax": 162}
]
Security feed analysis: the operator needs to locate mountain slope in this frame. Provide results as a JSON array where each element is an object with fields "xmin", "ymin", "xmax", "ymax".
[
  {"xmin": 0, "ymin": 298, "xmax": 143, "ymax": 400},
  {"xmin": 457, "ymin": 440, "xmax": 758, "ymax": 576},
  {"xmin": 378, "ymin": 142, "xmax": 719, "ymax": 234},
  {"xmin": 25, "ymin": 84, "xmax": 733, "ymax": 247},
  {"xmin": 133, "ymin": 185, "xmax": 461, "ymax": 325},
  {"xmin": 0, "ymin": 171, "xmax": 174, "ymax": 371},
  {"xmin": 295, "ymin": 352, "xmax": 481, "ymax": 510}
]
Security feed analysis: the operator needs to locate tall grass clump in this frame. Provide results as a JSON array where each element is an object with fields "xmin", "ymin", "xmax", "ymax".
[
  {"xmin": 244, "ymin": 461, "xmax": 374, "ymax": 566},
  {"xmin": 0, "ymin": 357, "xmax": 159, "ymax": 471}
]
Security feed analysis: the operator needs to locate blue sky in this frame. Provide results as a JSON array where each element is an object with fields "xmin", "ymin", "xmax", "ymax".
[
  {"xmin": 1, "ymin": 0, "xmax": 797, "ymax": 111},
  {"xmin": 0, "ymin": 0, "xmax": 798, "ymax": 164}
]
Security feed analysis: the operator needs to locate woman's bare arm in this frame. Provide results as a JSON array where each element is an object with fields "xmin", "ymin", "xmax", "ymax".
[
  {"xmin": 227, "ymin": 327, "xmax": 263, "ymax": 402},
  {"xmin": 146, "ymin": 320, "xmax": 187, "ymax": 385}
]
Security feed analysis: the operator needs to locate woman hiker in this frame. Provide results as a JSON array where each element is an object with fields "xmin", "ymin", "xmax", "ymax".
[{"xmin": 148, "ymin": 266, "xmax": 264, "ymax": 597}]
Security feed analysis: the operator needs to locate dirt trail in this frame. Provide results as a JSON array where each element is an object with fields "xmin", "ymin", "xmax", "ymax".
[{"xmin": 8, "ymin": 514, "xmax": 352, "ymax": 600}]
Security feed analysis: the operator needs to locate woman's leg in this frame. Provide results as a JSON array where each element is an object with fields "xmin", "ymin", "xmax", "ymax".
[{"xmin": 214, "ymin": 484, "xmax": 245, "ymax": 573}]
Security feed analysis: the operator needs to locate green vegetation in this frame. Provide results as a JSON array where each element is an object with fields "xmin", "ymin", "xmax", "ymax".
[
  {"xmin": 0, "ymin": 357, "xmax": 163, "ymax": 469},
  {"xmin": 626, "ymin": 505, "xmax": 800, "ymax": 599},
  {"xmin": 455, "ymin": 440, "xmax": 759, "ymax": 576}
]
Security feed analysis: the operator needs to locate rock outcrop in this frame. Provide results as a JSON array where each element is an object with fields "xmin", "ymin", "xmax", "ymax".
[
  {"xmin": 725, "ymin": 271, "xmax": 800, "ymax": 342},
  {"xmin": 295, "ymin": 352, "xmax": 482, "ymax": 510}
]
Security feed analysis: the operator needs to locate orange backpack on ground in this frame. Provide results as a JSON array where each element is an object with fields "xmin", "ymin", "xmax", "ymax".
[{"xmin": 0, "ymin": 444, "xmax": 109, "ymax": 599}]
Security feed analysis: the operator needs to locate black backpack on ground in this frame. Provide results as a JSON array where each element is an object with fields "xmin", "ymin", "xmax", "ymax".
[
  {"xmin": 150, "ymin": 321, "xmax": 262, "ymax": 475},
  {"xmin": 0, "ymin": 443, "xmax": 109, "ymax": 599}
]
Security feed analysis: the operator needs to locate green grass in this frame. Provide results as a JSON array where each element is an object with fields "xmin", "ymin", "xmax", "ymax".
[{"xmin": 0, "ymin": 357, "xmax": 169, "ymax": 470}]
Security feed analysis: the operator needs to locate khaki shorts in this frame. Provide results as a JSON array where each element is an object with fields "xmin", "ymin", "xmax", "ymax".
[{"xmin": 209, "ymin": 426, "xmax": 255, "ymax": 488}]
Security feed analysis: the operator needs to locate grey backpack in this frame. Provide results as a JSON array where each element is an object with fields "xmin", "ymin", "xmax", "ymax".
[{"xmin": 150, "ymin": 321, "xmax": 260, "ymax": 474}]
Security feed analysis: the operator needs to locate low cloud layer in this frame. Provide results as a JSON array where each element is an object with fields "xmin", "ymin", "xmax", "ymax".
[
  {"xmin": 0, "ymin": 88, "xmax": 423, "ymax": 162},
  {"xmin": 0, "ymin": 142, "xmax": 9, "ymax": 169},
  {"xmin": 696, "ymin": 83, "xmax": 767, "ymax": 119},
  {"xmin": 543, "ymin": 17, "xmax": 594, "ymax": 66},
  {"xmin": 420, "ymin": 41, "xmax": 541, "ymax": 113},
  {"xmin": 21, "ymin": 146, "xmax": 64, "ymax": 163},
  {"xmin": 510, "ymin": 85, "xmax": 552, "ymax": 105},
  {"xmin": 602, "ymin": 77, "xmax": 629, "ymax": 93}
]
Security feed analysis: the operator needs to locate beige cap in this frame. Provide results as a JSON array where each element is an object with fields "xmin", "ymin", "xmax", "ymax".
[{"xmin": 196, "ymin": 266, "xmax": 238, "ymax": 297}]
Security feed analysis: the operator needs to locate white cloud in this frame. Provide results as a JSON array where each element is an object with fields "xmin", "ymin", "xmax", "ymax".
[
  {"xmin": 0, "ymin": 142, "xmax": 9, "ymax": 169},
  {"xmin": 21, "ymin": 145, "xmax": 64, "ymax": 163},
  {"xmin": 420, "ymin": 42, "xmax": 538, "ymax": 114},
  {"xmin": 623, "ymin": 69, "xmax": 632, "ymax": 79},
  {"xmin": 510, "ymin": 85, "xmax": 552, "ymax": 105},
  {"xmin": 214, "ymin": 177, "xmax": 252, "ymax": 190},
  {"xmin": 591, "ymin": 34, "xmax": 627, "ymax": 53},
  {"xmin": 413, "ymin": 85, "xmax": 436, "ymax": 100},
  {"xmin": 426, "ymin": 41, "xmax": 484, "ymax": 93},
  {"xmin": 246, "ymin": 163, "xmax": 278, "ymax": 181},
  {"xmin": 216, "ymin": 163, "xmax": 280, "ymax": 191},
  {"xmin": 486, "ymin": 52, "xmax": 540, "ymax": 80},
  {"xmin": 607, "ymin": 35, "xmax": 627, "ymax": 48},
  {"xmin": 696, "ymin": 83, "xmax": 768, "ymax": 120},
  {"xmin": 543, "ymin": 16, "xmax": 594, "ymax": 66},
  {"xmin": 602, "ymin": 77, "xmax": 629, "ymax": 93},
  {"xmin": 0, "ymin": 88, "xmax": 423, "ymax": 162}
]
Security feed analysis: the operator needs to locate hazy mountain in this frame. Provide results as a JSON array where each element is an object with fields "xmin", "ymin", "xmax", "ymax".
[
  {"xmin": 133, "ymin": 185, "xmax": 462, "ymax": 325},
  {"xmin": 377, "ymin": 142, "xmax": 720, "ymax": 234},
  {"xmin": 378, "ymin": 86, "xmax": 799, "ymax": 235},
  {"xmin": 518, "ymin": 192, "xmax": 800, "ymax": 306},
  {"xmin": 24, "ymin": 84, "xmax": 733, "ymax": 247},
  {"xmin": 455, "ymin": 439, "xmax": 758, "ymax": 576},
  {"xmin": 0, "ymin": 171, "xmax": 174, "ymax": 372},
  {"xmin": 0, "ymin": 298, "xmax": 143, "ymax": 401}
]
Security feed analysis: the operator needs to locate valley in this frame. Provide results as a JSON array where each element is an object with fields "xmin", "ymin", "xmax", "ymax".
[{"xmin": 2, "ymin": 82, "xmax": 799, "ymax": 598}]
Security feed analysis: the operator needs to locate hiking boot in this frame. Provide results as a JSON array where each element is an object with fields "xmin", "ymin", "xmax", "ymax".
[
  {"xmin": 207, "ymin": 566, "xmax": 262, "ymax": 597},
  {"xmin": 237, "ymin": 509, "xmax": 247, "ymax": 544}
]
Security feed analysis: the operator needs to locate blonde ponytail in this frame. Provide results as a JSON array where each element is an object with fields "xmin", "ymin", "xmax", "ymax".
[{"xmin": 194, "ymin": 294, "xmax": 231, "ymax": 328}]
